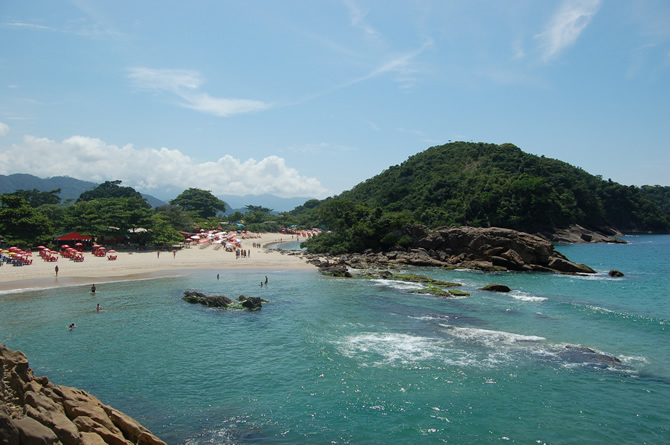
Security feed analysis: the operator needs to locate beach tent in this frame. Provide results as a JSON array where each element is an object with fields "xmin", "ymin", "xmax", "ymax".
[{"xmin": 55, "ymin": 232, "xmax": 93, "ymax": 242}]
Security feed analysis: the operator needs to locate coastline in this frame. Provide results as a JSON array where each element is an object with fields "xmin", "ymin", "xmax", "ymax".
[{"xmin": 0, "ymin": 233, "xmax": 313, "ymax": 292}]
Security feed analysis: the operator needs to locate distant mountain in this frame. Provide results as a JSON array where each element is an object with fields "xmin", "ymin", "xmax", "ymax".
[
  {"xmin": 0, "ymin": 174, "xmax": 167, "ymax": 208},
  {"xmin": 219, "ymin": 194, "xmax": 314, "ymax": 214}
]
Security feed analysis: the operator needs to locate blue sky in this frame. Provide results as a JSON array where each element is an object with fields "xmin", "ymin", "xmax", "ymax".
[{"xmin": 1, "ymin": 0, "xmax": 668, "ymax": 201}]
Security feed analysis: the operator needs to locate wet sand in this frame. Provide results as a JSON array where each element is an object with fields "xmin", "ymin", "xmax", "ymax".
[{"xmin": 0, "ymin": 234, "xmax": 313, "ymax": 292}]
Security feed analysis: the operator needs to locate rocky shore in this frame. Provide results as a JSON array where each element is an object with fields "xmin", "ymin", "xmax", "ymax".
[
  {"xmin": 305, "ymin": 226, "xmax": 597, "ymax": 274},
  {"xmin": 0, "ymin": 345, "xmax": 165, "ymax": 445}
]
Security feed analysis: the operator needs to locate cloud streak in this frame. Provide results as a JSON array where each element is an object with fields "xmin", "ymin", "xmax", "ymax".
[
  {"xmin": 127, "ymin": 67, "xmax": 272, "ymax": 117},
  {"xmin": 0, "ymin": 134, "xmax": 327, "ymax": 198},
  {"xmin": 536, "ymin": 0, "xmax": 601, "ymax": 63}
]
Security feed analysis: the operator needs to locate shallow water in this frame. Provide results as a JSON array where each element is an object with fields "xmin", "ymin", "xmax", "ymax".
[{"xmin": 1, "ymin": 235, "xmax": 668, "ymax": 444}]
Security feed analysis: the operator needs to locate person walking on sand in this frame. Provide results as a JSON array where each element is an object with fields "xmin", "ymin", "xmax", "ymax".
[{"xmin": 55, "ymin": 265, "xmax": 59, "ymax": 277}]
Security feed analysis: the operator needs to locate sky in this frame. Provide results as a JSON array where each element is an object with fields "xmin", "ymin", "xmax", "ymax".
[{"xmin": 1, "ymin": 0, "xmax": 668, "ymax": 202}]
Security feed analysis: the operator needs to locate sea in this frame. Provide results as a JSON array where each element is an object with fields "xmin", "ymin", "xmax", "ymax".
[{"xmin": 1, "ymin": 235, "xmax": 668, "ymax": 444}]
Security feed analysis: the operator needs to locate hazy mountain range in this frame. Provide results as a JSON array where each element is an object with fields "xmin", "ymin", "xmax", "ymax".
[{"xmin": 0, "ymin": 174, "xmax": 314, "ymax": 213}]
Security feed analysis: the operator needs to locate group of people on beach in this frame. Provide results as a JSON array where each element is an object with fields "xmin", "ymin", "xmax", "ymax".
[{"xmin": 235, "ymin": 249, "xmax": 250, "ymax": 259}]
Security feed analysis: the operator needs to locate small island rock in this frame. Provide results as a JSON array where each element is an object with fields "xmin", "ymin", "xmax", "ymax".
[{"xmin": 479, "ymin": 284, "xmax": 511, "ymax": 293}]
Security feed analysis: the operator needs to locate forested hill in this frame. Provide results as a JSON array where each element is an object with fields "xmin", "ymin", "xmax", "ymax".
[{"xmin": 318, "ymin": 142, "xmax": 669, "ymax": 234}]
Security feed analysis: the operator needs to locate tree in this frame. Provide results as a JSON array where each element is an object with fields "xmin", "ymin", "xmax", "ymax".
[
  {"xmin": 9, "ymin": 189, "xmax": 61, "ymax": 207},
  {"xmin": 77, "ymin": 180, "xmax": 143, "ymax": 202},
  {"xmin": 155, "ymin": 204, "xmax": 194, "ymax": 231},
  {"xmin": 244, "ymin": 205, "xmax": 272, "ymax": 223},
  {"xmin": 0, "ymin": 195, "xmax": 53, "ymax": 245},
  {"xmin": 65, "ymin": 197, "xmax": 153, "ymax": 238},
  {"xmin": 170, "ymin": 188, "xmax": 226, "ymax": 219},
  {"xmin": 150, "ymin": 214, "xmax": 185, "ymax": 245}
]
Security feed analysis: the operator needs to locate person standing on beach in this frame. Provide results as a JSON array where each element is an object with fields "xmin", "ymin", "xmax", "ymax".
[{"xmin": 55, "ymin": 265, "xmax": 59, "ymax": 277}]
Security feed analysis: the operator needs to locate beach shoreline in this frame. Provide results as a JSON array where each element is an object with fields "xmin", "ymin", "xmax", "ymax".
[{"xmin": 0, "ymin": 233, "xmax": 314, "ymax": 292}]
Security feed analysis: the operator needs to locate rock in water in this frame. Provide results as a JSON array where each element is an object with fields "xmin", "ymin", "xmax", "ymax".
[
  {"xmin": 239, "ymin": 296, "xmax": 263, "ymax": 310},
  {"xmin": 479, "ymin": 284, "xmax": 511, "ymax": 293},
  {"xmin": 183, "ymin": 291, "xmax": 234, "ymax": 308},
  {"xmin": 609, "ymin": 269, "xmax": 624, "ymax": 277}
]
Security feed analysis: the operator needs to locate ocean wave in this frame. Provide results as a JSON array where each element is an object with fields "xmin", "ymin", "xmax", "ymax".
[
  {"xmin": 508, "ymin": 291, "xmax": 547, "ymax": 302},
  {"xmin": 371, "ymin": 279, "xmax": 424, "ymax": 291},
  {"xmin": 440, "ymin": 325, "xmax": 546, "ymax": 346},
  {"xmin": 334, "ymin": 332, "xmax": 447, "ymax": 366}
]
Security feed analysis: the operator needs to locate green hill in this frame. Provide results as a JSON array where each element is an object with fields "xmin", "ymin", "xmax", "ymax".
[
  {"xmin": 0, "ymin": 174, "xmax": 167, "ymax": 208},
  {"xmin": 294, "ymin": 142, "xmax": 669, "ymax": 236}
]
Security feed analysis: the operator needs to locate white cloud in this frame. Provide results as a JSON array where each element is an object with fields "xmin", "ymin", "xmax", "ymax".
[
  {"xmin": 0, "ymin": 122, "xmax": 9, "ymax": 136},
  {"xmin": 127, "ymin": 67, "xmax": 272, "ymax": 117},
  {"xmin": 344, "ymin": 0, "xmax": 380, "ymax": 42},
  {"xmin": 536, "ymin": 0, "xmax": 601, "ymax": 63},
  {"xmin": 0, "ymin": 134, "xmax": 327, "ymax": 198}
]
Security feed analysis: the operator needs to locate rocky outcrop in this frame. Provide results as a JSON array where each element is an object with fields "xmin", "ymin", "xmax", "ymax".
[
  {"xmin": 306, "ymin": 226, "xmax": 596, "ymax": 275},
  {"xmin": 182, "ymin": 291, "xmax": 234, "ymax": 308},
  {"xmin": 0, "ymin": 344, "xmax": 165, "ymax": 445},
  {"xmin": 542, "ymin": 225, "xmax": 626, "ymax": 244},
  {"xmin": 609, "ymin": 269, "xmax": 624, "ymax": 277}
]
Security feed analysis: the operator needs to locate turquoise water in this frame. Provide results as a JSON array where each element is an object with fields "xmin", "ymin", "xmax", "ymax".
[{"xmin": 1, "ymin": 235, "xmax": 668, "ymax": 444}]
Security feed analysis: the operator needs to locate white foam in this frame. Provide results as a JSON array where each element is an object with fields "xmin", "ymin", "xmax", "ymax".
[
  {"xmin": 509, "ymin": 291, "xmax": 547, "ymax": 302},
  {"xmin": 335, "ymin": 332, "xmax": 445, "ymax": 366},
  {"xmin": 371, "ymin": 279, "xmax": 424, "ymax": 291},
  {"xmin": 441, "ymin": 325, "xmax": 546, "ymax": 346}
]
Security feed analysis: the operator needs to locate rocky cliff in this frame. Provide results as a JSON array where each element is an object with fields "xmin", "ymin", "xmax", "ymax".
[
  {"xmin": 0, "ymin": 345, "xmax": 165, "ymax": 445},
  {"xmin": 307, "ymin": 226, "xmax": 596, "ymax": 274}
]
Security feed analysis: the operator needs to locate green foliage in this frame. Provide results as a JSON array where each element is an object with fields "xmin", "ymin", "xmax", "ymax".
[
  {"xmin": 244, "ymin": 204, "xmax": 272, "ymax": 224},
  {"xmin": 170, "ymin": 188, "xmax": 226, "ymax": 219},
  {"xmin": 8, "ymin": 188, "xmax": 61, "ymax": 207},
  {"xmin": 77, "ymin": 180, "xmax": 142, "ymax": 202},
  {"xmin": 0, "ymin": 195, "xmax": 54, "ymax": 245},
  {"xmin": 640, "ymin": 185, "xmax": 670, "ymax": 216},
  {"xmin": 300, "ymin": 201, "xmax": 408, "ymax": 254},
  {"xmin": 154, "ymin": 204, "xmax": 194, "ymax": 231},
  {"xmin": 150, "ymin": 213, "xmax": 185, "ymax": 245},
  {"xmin": 300, "ymin": 142, "xmax": 668, "ymax": 234},
  {"xmin": 36, "ymin": 204, "xmax": 67, "ymax": 232},
  {"xmin": 64, "ymin": 197, "xmax": 153, "ymax": 238}
]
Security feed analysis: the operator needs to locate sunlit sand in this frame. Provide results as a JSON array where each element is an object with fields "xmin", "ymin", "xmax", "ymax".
[{"xmin": 0, "ymin": 233, "xmax": 313, "ymax": 291}]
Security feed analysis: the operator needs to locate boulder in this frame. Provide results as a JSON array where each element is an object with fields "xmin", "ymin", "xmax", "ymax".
[
  {"xmin": 609, "ymin": 269, "xmax": 624, "ymax": 277},
  {"xmin": 0, "ymin": 345, "xmax": 165, "ymax": 445},
  {"xmin": 239, "ymin": 296, "xmax": 263, "ymax": 310},
  {"xmin": 479, "ymin": 284, "xmax": 511, "ymax": 293},
  {"xmin": 182, "ymin": 291, "xmax": 234, "ymax": 308},
  {"xmin": 313, "ymin": 225, "xmax": 598, "ymax": 275}
]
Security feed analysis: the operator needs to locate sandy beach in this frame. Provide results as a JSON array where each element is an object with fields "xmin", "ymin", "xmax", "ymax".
[{"xmin": 0, "ymin": 233, "xmax": 314, "ymax": 291}]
